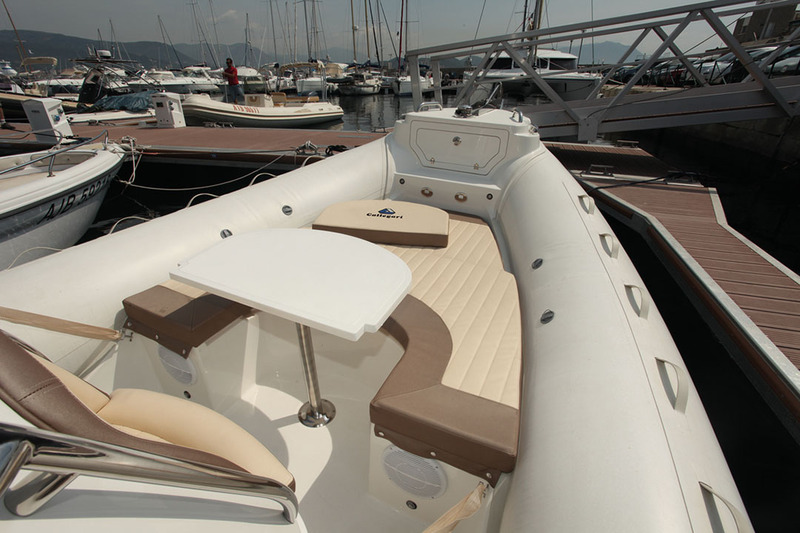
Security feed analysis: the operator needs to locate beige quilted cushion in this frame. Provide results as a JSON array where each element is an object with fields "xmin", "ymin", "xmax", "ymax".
[{"xmin": 382, "ymin": 215, "xmax": 522, "ymax": 408}]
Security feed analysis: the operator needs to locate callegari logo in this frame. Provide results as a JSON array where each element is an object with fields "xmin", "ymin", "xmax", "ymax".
[{"xmin": 367, "ymin": 207, "xmax": 403, "ymax": 219}]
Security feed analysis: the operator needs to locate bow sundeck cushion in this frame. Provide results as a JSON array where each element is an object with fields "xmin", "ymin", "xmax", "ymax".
[
  {"xmin": 314, "ymin": 200, "xmax": 522, "ymax": 486},
  {"xmin": 312, "ymin": 199, "xmax": 450, "ymax": 247},
  {"xmin": 0, "ymin": 330, "xmax": 295, "ymax": 490}
]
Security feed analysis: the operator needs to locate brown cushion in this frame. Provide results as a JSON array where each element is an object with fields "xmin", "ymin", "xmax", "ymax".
[
  {"xmin": 372, "ymin": 295, "xmax": 519, "ymax": 486},
  {"xmin": 122, "ymin": 280, "xmax": 251, "ymax": 357},
  {"xmin": 313, "ymin": 200, "xmax": 450, "ymax": 247}
]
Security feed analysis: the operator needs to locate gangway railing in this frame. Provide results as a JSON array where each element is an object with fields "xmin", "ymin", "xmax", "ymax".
[
  {"xmin": 406, "ymin": 0, "xmax": 800, "ymax": 140},
  {"xmin": 0, "ymin": 422, "xmax": 298, "ymax": 523}
]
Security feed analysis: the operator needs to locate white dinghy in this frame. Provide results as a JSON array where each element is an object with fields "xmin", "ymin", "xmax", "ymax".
[
  {"xmin": 0, "ymin": 105, "xmax": 753, "ymax": 532},
  {"xmin": 0, "ymin": 138, "xmax": 125, "ymax": 269},
  {"xmin": 181, "ymin": 93, "xmax": 343, "ymax": 128}
]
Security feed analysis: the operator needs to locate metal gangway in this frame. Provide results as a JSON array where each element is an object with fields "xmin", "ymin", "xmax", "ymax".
[{"xmin": 406, "ymin": 0, "xmax": 800, "ymax": 140}]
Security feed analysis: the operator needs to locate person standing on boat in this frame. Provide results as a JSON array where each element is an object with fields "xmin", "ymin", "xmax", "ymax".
[{"xmin": 223, "ymin": 58, "xmax": 245, "ymax": 104}]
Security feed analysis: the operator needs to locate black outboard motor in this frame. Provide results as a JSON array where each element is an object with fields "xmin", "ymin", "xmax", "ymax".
[{"xmin": 78, "ymin": 69, "xmax": 107, "ymax": 104}]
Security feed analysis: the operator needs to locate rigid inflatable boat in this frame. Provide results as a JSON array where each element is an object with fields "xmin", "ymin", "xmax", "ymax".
[
  {"xmin": 0, "ymin": 106, "xmax": 752, "ymax": 532},
  {"xmin": 181, "ymin": 93, "xmax": 343, "ymax": 128}
]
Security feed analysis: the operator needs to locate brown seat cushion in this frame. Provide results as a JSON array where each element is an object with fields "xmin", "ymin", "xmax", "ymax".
[{"xmin": 372, "ymin": 295, "xmax": 519, "ymax": 486}]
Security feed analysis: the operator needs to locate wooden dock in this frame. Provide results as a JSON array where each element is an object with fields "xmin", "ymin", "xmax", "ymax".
[
  {"xmin": 0, "ymin": 122, "xmax": 387, "ymax": 166},
  {"xmin": 562, "ymin": 144, "xmax": 800, "ymax": 432},
  {"xmin": 73, "ymin": 123, "xmax": 385, "ymax": 153}
]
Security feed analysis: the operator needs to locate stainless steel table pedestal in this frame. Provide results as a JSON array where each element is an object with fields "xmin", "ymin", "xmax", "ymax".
[{"xmin": 295, "ymin": 323, "xmax": 336, "ymax": 427}]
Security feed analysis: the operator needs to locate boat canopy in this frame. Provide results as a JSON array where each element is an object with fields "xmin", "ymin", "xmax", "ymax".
[
  {"xmin": 21, "ymin": 56, "xmax": 58, "ymax": 67},
  {"xmin": 77, "ymin": 91, "xmax": 155, "ymax": 113}
]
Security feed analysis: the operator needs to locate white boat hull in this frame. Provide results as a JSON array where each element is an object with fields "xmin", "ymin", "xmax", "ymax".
[
  {"xmin": 0, "ymin": 145, "xmax": 125, "ymax": 269},
  {"xmin": 338, "ymin": 83, "xmax": 382, "ymax": 96},
  {"xmin": 491, "ymin": 73, "xmax": 601, "ymax": 100},
  {"xmin": 68, "ymin": 109, "xmax": 157, "ymax": 125},
  {"xmin": 391, "ymin": 76, "xmax": 433, "ymax": 96},
  {"xmin": 295, "ymin": 77, "xmax": 335, "ymax": 96},
  {"xmin": 181, "ymin": 95, "xmax": 343, "ymax": 128}
]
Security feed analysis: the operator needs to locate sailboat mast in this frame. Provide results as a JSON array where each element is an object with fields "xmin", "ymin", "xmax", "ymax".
[
  {"xmin": 292, "ymin": 1, "xmax": 297, "ymax": 62},
  {"xmin": 97, "ymin": 29, "xmax": 108, "ymax": 56},
  {"xmin": 398, "ymin": 0, "xmax": 404, "ymax": 71},
  {"xmin": 311, "ymin": 0, "xmax": 319, "ymax": 60},
  {"xmin": 532, "ymin": 0, "xmax": 543, "ymax": 31},
  {"xmin": 109, "ymin": 19, "xmax": 118, "ymax": 58},
  {"xmin": 243, "ymin": 13, "xmax": 249, "ymax": 65},
  {"xmin": 1, "ymin": 0, "xmax": 27, "ymax": 66},
  {"xmin": 350, "ymin": 0, "xmax": 357, "ymax": 63},
  {"xmin": 364, "ymin": 0, "xmax": 371, "ymax": 63},
  {"xmin": 158, "ymin": 15, "xmax": 184, "ymax": 68},
  {"xmin": 190, "ymin": 1, "xmax": 206, "ymax": 66},
  {"xmin": 269, "ymin": 0, "xmax": 279, "ymax": 64},
  {"xmin": 522, "ymin": 0, "xmax": 529, "ymax": 29},
  {"xmin": 379, "ymin": 1, "xmax": 397, "ymax": 69},
  {"xmin": 370, "ymin": 0, "xmax": 382, "ymax": 67},
  {"xmin": 208, "ymin": 1, "xmax": 223, "ymax": 69},
  {"xmin": 404, "ymin": 0, "xmax": 409, "ymax": 70},
  {"xmin": 302, "ymin": 0, "xmax": 312, "ymax": 60}
]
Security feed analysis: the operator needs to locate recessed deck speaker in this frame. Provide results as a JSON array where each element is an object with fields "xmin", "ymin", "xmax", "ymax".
[
  {"xmin": 382, "ymin": 445, "xmax": 447, "ymax": 499},
  {"xmin": 158, "ymin": 345, "xmax": 197, "ymax": 385}
]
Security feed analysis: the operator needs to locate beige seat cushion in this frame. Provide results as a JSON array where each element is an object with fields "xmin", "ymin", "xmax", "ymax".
[
  {"xmin": 0, "ymin": 331, "xmax": 294, "ymax": 491},
  {"xmin": 98, "ymin": 388, "xmax": 294, "ymax": 487},
  {"xmin": 313, "ymin": 199, "xmax": 450, "ymax": 247},
  {"xmin": 382, "ymin": 214, "xmax": 521, "ymax": 408}
]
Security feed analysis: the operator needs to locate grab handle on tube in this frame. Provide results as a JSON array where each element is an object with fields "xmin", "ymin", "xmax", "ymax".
[
  {"xmin": 624, "ymin": 284, "xmax": 649, "ymax": 319},
  {"xmin": 656, "ymin": 357, "xmax": 688, "ymax": 412}
]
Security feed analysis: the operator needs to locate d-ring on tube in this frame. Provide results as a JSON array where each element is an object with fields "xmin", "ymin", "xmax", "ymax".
[{"xmin": 295, "ymin": 323, "xmax": 336, "ymax": 427}]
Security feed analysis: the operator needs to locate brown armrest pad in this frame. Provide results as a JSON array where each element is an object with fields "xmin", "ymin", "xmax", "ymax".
[{"xmin": 123, "ymin": 283, "xmax": 250, "ymax": 356}]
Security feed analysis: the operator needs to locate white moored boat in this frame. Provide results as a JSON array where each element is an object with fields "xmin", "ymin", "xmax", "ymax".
[
  {"xmin": 181, "ymin": 93, "xmax": 343, "ymax": 128},
  {"xmin": 391, "ymin": 74, "xmax": 433, "ymax": 96},
  {"xmin": 126, "ymin": 69, "xmax": 220, "ymax": 95},
  {"xmin": 0, "ymin": 106, "xmax": 753, "ymax": 532},
  {"xmin": 0, "ymin": 140, "xmax": 125, "ymax": 269},
  {"xmin": 479, "ymin": 50, "xmax": 602, "ymax": 101},
  {"xmin": 337, "ymin": 72, "xmax": 382, "ymax": 96}
]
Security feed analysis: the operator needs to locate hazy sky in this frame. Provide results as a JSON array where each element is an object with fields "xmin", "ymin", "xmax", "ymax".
[{"xmin": 2, "ymin": 0, "xmax": 731, "ymax": 61}]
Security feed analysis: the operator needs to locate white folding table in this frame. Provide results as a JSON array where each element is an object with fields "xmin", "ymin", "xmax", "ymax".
[{"xmin": 171, "ymin": 228, "xmax": 412, "ymax": 427}]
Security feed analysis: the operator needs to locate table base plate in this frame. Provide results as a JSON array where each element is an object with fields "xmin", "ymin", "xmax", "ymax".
[{"xmin": 298, "ymin": 399, "xmax": 336, "ymax": 427}]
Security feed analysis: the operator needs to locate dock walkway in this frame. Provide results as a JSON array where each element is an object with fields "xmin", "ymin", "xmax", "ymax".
[
  {"xmin": 558, "ymin": 142, "xmax": 800, "ymax": 430},
  {"xmin": 0, "ymin": 123, "xmax": 386, "ymax": 166}
]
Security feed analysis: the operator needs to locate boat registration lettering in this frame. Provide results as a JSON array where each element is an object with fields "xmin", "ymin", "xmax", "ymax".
[
  {"xmin": 233, "ymin": 105, "xmax": 259, "ymax": 114},
  {"xmin": 38, "ymin": 173, "xmax": 112, "ymax": 224}
]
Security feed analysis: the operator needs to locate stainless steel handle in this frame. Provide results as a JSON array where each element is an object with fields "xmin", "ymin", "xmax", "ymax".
[{"xmin": 0, "ymin": 422, "xmax": 298, "ymax": 523}]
